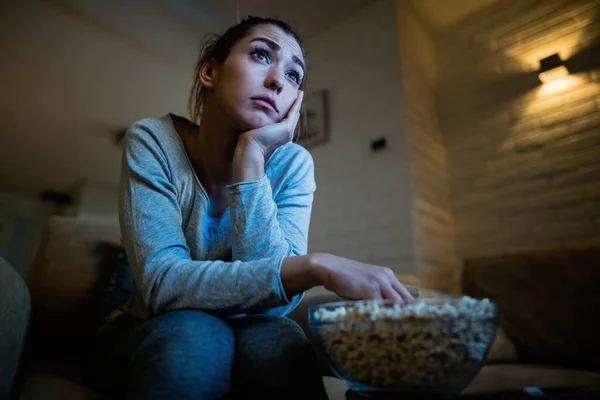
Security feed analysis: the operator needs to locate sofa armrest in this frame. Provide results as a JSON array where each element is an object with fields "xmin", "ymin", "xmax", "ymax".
[{"xmin": 485, "ymin": 326, "xmax": 519, "ymax": 364}]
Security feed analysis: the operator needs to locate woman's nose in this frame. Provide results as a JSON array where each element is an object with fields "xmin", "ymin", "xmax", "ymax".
[{"xmin": 265, "ymin": 69, "xmax": 284, "ymax": 94}]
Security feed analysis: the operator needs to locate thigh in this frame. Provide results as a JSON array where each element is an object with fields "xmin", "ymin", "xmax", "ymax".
[
  {"xmin": 229, "ymin": 315, "xmax": 328, "ymax": 400},
  {"xmin": 91, "ymin": 310, "xmax": 235, "ymax": 400}
]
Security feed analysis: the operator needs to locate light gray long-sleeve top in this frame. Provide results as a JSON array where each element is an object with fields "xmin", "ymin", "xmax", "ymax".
[{"xmin": 118, "ymin": 114, "xmax": 316, "ymax": 319}]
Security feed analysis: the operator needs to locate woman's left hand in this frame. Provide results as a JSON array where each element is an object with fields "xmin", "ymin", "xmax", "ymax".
[{"xmin": 238, "ymin": 90, "xmax": 304, "ymax": 160}]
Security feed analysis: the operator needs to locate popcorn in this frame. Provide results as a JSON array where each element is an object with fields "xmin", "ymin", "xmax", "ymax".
[{"xmin": 312, "ymin": 297, "xmax": 497, "ymax": 389}]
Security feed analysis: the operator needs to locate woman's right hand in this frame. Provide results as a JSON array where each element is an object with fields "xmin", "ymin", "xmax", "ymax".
[
  {"xmin": 309, "ymin": 253, "xmax": 414, "ymax": 303},
  {"xmin": 237, "ymin": 91, "xmax": 304, "ymax": 161}
]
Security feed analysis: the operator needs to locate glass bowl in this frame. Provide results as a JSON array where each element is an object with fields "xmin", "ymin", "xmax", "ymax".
[{"xmin": 308, "ymin": 297, "xmax": 499, "ymax": 396}]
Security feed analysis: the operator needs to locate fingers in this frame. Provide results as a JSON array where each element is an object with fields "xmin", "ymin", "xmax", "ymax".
[
  {"xmin": 282, "ymin": 90, "xmax": 303, "ymax": 118},
  {"xmin": 391, "ymin": 278, "xmax": 415, "ymax": 302},
  {"xmin": 293, "ymin": 90, "xmax": 304, "ymax": 113},
  {"xmin": 380, "ymin": 283, "xmax": 404, "ymax": 303},
  {"xmin": 368, "ymin": 289, "xmax": 383, "ymax": 301},
  {"xmin": 378, "ymin": 267, "xmax": 413, "ymax": 303},
  {"xmin": 289, "ymin": 90, "xmax": 304, "ymax": 124},
  {"xmin": 279, "ymin": 95, "xmax": 302, "ymax": 141},
  {"xmin": 292, "ymin": 90, "xmax": 304, "ymax": 116},
  {"xmin": 276, "ymin": 91, "xmax": 303, "ymax": 137}
]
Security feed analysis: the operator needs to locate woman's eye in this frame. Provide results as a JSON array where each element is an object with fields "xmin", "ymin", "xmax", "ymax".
[
  {"xmin": 287, "ymin": 71, "xmax": 302, "ymax": 85},
  {"xmin": 251, "ymin": 49, "xmax": 270, "ymax": 63}
]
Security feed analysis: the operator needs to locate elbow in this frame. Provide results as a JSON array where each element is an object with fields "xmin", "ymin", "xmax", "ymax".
[
  {"xmin": 144, "ymin": 276, "xmax": 167, "ymax": 316},
  {"xmin": 145, "ymin": 282, "xmax": 193, "ymax": 317},
  {"xmin": 137, "ymin": 253, "xmax": 195, "ymax": 316},
  {"xmin": 141, "ymin": 264, "xmax": 176, "ymax": 317}
]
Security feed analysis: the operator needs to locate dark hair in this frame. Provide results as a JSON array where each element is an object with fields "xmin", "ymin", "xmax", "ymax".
[{"xmin": 188, "ymin": 16, "xmax": 307, "ymax": 124}]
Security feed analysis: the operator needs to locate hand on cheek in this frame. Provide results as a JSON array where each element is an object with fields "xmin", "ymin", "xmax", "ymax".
[
  {"xmin": 239, "ymin": 90, "xmax": 304, "ymax": 158},
  {"xmin": 232, "ymin": 91, "xmax": 303, "ymax": 183}
]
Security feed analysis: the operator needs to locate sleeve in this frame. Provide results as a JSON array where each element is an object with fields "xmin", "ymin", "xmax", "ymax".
[
  {"xmin": 118, "ymin": 122, "xmax": 294, "ymax": 317},
  {"xmin": 225, "ymin": 146, "xmax": 316, "ymax": 316}
]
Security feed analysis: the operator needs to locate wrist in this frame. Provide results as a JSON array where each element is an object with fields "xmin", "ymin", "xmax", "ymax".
[
  {"xmin": 280, "ymin": 254, "xmax": 327, "ymax": 297},
  {"xmin": 306, "ymin": 253, "xmax": 330, "ymax": 287},
  {"xmin": 233, "ymin": 136, "xmax": 266, "ymax": 183},
  {"xmin": 236, "ymin": 134, "xmax": 267, "ymax": 161}
]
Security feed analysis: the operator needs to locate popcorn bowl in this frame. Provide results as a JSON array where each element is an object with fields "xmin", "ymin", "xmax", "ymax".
[{"xmin": 308, "ymin": 297, "xmax": 499, "ymax": 396}]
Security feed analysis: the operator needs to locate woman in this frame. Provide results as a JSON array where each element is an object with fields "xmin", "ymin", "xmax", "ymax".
[{"xmin": 95, "ymin": 16, "xmax": 413, "ymax": 400}]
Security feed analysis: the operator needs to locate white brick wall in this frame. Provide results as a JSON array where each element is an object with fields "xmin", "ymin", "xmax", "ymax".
[
  {"xmin": 305, "ymin": 0, "xmax": 417, "ymax": 274},
  {"xmin": 397, "ymin": 2, "xmax": 459, "ymax": 291},
  {"xmin": 437, "ymin": 0, "xmax": 600, "ymax": 259}
]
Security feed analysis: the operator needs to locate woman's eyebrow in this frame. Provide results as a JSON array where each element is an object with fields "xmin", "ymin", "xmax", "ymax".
[{"xmin": 250, "ymin": 37, "xmax": 305, "ymax": 75}]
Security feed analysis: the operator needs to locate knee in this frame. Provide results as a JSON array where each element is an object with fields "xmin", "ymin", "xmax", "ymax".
[
  {"xmin": 234, "ymin": 315, "xmax": 319, "ymax": 377},
  {"xmin": 232, "ymin": 316, "xmax": 326, "ymax": 398},
  {"xmin": 267, "ymin": 317, "xmax": 317, "ymax": 370},
  {"xmin": 268, "ymin": 316, "xmax": 312, "ymax": 354},
  {"xmin": 135, "ymin": 310, "xmax": 235, "ymax": 381},
  {"xmin": 269, "ymin": 316, "xmax": 312, "ymax": 352},
  {"xmin": 144, "ymin": 310, "xmax": 235, "ymax": 357},
  {"xmin": 127, "ymin": 310, "xmax": 235, "ymax": 398}
]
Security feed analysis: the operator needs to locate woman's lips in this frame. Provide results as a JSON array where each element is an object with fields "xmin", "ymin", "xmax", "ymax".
[{"xmin": 251, "ymin": 96, "xmax": 278, "ymax": 113}]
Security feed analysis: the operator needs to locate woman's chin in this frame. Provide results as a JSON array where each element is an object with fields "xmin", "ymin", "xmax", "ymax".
[{"xmin": 239, "ymin": 113, "xmax": 277, "ymax": 131}]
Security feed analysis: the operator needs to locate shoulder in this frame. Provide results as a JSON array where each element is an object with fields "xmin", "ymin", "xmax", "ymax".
[
  {"xmin": 123, "ymin": 115, "xmax": 186, "ymax": 167},
  {"xmin": 124, "ymin": 115, "xmax": 174, "ymax": 149},
  {"xmin": 121, "ymin": 115, "xmax": 187, "ymax": 178}
]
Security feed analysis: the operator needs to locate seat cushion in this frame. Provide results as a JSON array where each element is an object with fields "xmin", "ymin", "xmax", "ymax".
[
  {"xmin": 463, "ymin": 364, "xmax": 600, "ymax": 394},
  {"xmin": 26, "ymin": 216, "xmax": 124, "ymax": 362},
  {"xmin": 462, "ymin": 242, "xmax": 600, "ymax": 370},
  {"xmin": 17, "ymin": 374, "xmax": 101, "ymax": 400},
  {"xmin": 0, "ymin": 257, "xmax": 31, "ymax": 400}
]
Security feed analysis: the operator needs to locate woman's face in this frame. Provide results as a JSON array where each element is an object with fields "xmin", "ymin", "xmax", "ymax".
[{"xmin": 211, "ymin": 25, "xmax": 305, "ymax": 130}]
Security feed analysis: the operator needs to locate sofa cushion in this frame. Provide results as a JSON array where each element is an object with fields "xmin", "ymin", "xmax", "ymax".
[
  {"xmin": 0, "ymin": 257, "xmax": 31, "ymax": 400},
  {"xmin": 484, "ymin": 327, "xmax": 519, "ymax": 364},
  {"xmin": 462, "ymin": 241, "xmax": 600, "ymax": 370},
  {"xmin": 17, "ymin": 373, "xmax": 101, "ymax": 400},
  {"xmin": 95, "ymin": 241, "xmax": 134, "ymax": 321},
  {"xmin": 463, "ymin": 364, "xmax": 600, "ymax": 394},
  {"xmin": 26, "ymin": 216, "xmax": 123, "ymax": 362}
]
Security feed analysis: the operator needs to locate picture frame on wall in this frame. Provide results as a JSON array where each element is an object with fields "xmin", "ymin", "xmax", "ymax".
[{"xmin": 295, "ymin": 89, "xmax": 329, "ymax": 149}]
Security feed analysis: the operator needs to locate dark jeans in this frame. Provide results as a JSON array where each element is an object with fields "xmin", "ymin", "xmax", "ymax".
[{"xmin": 90, "ymin": 310, "xmax": 329, "ymax": 400}]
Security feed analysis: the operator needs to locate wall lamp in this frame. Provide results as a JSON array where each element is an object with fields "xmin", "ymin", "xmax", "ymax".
[{"xmin": 538, "ymin": 53, "xmax": 569, "ymax": 83}]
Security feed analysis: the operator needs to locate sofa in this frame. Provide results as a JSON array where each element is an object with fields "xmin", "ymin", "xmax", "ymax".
[{"xmin": 2, "ymin": 215, "xmax": 600, "ymax": 399}]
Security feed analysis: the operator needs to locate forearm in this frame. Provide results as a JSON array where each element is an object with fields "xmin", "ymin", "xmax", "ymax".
[
  {"xmin": 228, "ymin": 139, "xmax": 315, "ymax": 261},
  {"xmin": 130, "ymin": 250, "xmax": 292, "ymax": 317},
  {"xmin": 138, "ymin": 253, "xmax": 322, "ymax": 317}
]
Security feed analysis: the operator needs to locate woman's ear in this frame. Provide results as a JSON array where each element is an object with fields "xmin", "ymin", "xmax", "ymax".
[{"xmin": 200, "ymin": 59, "xmax": 217, "ymax": 89}]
